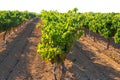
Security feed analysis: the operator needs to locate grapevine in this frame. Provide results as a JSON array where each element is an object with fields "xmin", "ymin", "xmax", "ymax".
[{"xmin": 37, "ymin": 8, "xmax": 84, "ymax": 80}]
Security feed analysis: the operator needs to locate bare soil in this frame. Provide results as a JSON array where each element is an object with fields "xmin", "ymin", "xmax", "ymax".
[{"xmin": 0, "ymin": 19, "xmax": 120, "ymax": 80}]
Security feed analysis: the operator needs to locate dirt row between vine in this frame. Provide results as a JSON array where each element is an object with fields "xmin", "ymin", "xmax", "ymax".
[{"xmin": 0, "ymin": 19, "xmax": 120, "ymax": 80}]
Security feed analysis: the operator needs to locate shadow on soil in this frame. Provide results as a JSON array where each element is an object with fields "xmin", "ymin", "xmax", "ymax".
[
  {"xmin": 85, "ymin": 29, "xmax": 120, "ymax": 49},
  {"xmin": 66, "ymin": 41, "xmax": 120, "ymax": 80},
  {"xmin": 0, "ymin": 18, "xmax": 39, "ymax": 80}
]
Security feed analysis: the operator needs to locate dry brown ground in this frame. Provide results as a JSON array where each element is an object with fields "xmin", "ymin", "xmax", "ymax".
[{"xmin": 0, "ymin": 18, "xmax": 120, "ymax": 80}]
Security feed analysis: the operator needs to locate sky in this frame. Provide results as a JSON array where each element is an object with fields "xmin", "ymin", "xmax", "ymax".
[{"xmin": 0, "ymin": 0, "xmax": 120, "ymax": 13}]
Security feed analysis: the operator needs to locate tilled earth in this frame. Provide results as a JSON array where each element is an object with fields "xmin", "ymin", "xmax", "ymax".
[{"xmin": 0, "ymin": 19, "xmax": 120, "ymax": 80}]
